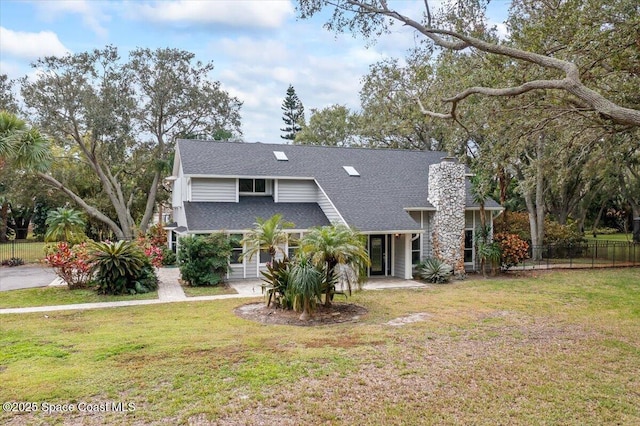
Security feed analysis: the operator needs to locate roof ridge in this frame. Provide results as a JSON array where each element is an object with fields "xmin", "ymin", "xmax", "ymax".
[{"xmin": 177, "ymin": 138, "xmax": 451, "ymax": 156}]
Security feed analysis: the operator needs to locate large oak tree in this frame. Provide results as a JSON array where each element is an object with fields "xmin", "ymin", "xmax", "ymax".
[{"xmin": 20, "ymin": 46, "xmax": 242, "ymax": 240}]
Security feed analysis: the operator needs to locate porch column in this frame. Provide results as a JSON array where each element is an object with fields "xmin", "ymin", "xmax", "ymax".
[{"xmin": 404, "ymin": 233, "xmax": 413, "ymax": 279}]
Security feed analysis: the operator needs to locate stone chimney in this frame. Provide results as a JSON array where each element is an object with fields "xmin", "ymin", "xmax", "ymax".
[{"xmin": 428, "ymin": 157, "xmax": 466, "ymax": 275}]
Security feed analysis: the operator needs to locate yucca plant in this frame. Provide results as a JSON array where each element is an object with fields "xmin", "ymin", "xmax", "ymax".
[
  {"xmin": 417, "ymin": 258, "xmax": 453, "ymax": 284},
  {"xmin": 89, "ymin": 240, "xmax": 158, "ymax": 295}
]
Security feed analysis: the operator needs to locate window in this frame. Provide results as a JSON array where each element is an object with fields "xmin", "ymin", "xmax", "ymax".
[
  {"xmin": 464, "ymin": 230, "xmax": 473, "ymax": 263},
  {"xmin": 230, "ymin": 234, "xmax": 243, "ymax": 264},
  {"xmin": 411, "ymin": 234, "xmax": 421, "ymax": 265},
  {"xmin": 260, "ymin": 248, "xmax": 273, "ymax": 264},
  {"xmin": 239, "ymin": 178, "xmax": 267, "ymax": 193},
  {"xmin": 287, "ymin": 232, "xmax": 301, "ymax": 259}
]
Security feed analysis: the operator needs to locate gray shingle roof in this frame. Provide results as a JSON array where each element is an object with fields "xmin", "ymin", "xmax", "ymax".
[
  {"xmin": 183, "ymin": 198, "xmax": 330, "ymax": 231},
  {"xmin": 177, "ymin": 139, "xmax": 501, "ymax": 232}
]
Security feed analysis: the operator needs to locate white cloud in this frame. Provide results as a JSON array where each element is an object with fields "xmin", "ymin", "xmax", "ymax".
[
  {"xmin": 0, "ymin": 27, "xmax": 70, "ymax": 60},
  {"xmin": 211, "ymin": 37, "xmax": 291, "ymax": 64},
  {"xmin": 130, "ymin": 0, "xmax": 294, "ymax": 29},
  {"xmin": 31, "ymin": 0, "xmax": 109, "ymax": 38}
]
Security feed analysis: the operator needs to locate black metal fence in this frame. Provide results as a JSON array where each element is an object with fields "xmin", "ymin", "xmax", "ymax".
[
  {"xmin": 517, "ymin": 241, "xmax": 640, "ymax": 270},
  {"xmin": 0, "ymin": 240, "xmax": 46, "ymax": 264}
]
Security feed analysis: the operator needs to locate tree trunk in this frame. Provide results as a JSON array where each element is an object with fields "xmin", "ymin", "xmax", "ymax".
[
  {"xmin": 38, "ymin": 172, "xmax": 127, "ymax": 240},
  {"xmin": 299, "ymin": 298, "xmax": 311, "ymax": 321},
  {"xmin": 324, "ymin": 259, "xmax": 337, "ymax": 307},
  {"xmin": 523, "ymin": 137, "xmax": 546, "ymax": 261},
  {"xmin": 0, "ymin": 201, "xmax": 8, "ymax": 243}
]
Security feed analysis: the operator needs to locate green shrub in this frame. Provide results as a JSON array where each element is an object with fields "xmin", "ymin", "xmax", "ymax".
[
  {"xmin": 89, "ymin": 240, "xmax": 158, "ymax": 295},
  {"xmin": 161, "ymin": 247, "xmax": 177, "ymax": 266},
  {"xmin": 417, "ymin": 258, "xmax": 453, "ymax": 283},
  {"xmin": 177, "ymin": 233, "xmax": 233, "ymax": 286},
  {"xmin": 495, "ymin": 211, "xmax": 584, "ymax": 245}
]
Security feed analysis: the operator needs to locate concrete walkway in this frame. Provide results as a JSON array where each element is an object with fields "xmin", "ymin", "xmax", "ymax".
[{"xmin": 0, "ymin": 269, "xmax": 427, "ymax": 315}]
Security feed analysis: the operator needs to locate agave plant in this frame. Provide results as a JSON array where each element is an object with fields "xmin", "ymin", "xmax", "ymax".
[
  {"xmin": 89, "ymin": 240, "xmax": 157, "ymax": 295},
  {"xmin": 417, "ymin": 258, "xmax": 453, "ymax": 284}
]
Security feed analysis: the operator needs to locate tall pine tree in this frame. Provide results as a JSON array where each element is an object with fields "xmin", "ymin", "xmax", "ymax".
[{"xmin": 281, "ymin": 84, "xmax": 304, "ymax": 140}]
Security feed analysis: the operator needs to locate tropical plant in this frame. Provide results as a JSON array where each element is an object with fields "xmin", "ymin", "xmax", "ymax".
[
  {"xmin": 417, "ymin": 258, "xmax": 453, "ymax": 283},
  {"xmin": 494, "ymin": 232, "xmax": 530, "ymax": 271},
  {"xmin": 260, "ymin": 257, "xmax": 293, "ymax": 309},
  {"xmin": 300, "ymin": 224, "xmax": 370, "ymax": 306},
  {"xmin": 1, "ymin": 257, "xmax": 24, "ymax": 267},
  {"xmin": 240, "ymin": 214, "xmax": 294, "ymax": 262},
  {"xmin": 289, "ymin": 255, "xmax": 323, "ymax": 320},
  {"xmin": 44, "ymin": 241, "xmax": 93, "ymax": 289},
  {"xmin": 475, "ymin": 224, "xmax": 501, "ymax": 277},
  {"xmin": 89, "ymin": 240, "xmax": 158, "ymax": 295},
  {"xmin": 44, "ymin": 207, "xmax": 86, "ymax": 243},
  {"xmin": 177, "ymin": 233, "xmax": 233, "ymax": 286}
]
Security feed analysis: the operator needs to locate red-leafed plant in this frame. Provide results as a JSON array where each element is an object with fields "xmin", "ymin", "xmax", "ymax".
[
  {"xmin": 44, "ymin": 242, "xmax": 94, "ymax": 289},
  {"xmin": 136, "ymin": 235, "xmax": 164, "ymax": 268},
  {"xmin": 494, "ymin": 232, "xmax": 530, "ymax": 271}
]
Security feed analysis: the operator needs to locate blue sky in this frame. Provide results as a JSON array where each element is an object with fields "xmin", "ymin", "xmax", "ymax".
[{"xmin": 0, "ymin": 0, "xmax": 510, "ymax": 143}]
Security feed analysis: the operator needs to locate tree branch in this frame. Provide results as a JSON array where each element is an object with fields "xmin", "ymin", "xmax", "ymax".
[{"xmin": 342, "ymin": 0, "xmax": 640, "ymax": 127}]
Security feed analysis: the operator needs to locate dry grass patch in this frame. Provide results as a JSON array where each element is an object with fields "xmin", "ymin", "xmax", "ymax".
[{"xmin": 1, "ymin": 268, "xmax": 638, "ymax": 425}]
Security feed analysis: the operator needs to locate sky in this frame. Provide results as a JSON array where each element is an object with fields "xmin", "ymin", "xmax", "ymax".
[{"xmin": 0, "ymin": 0, "xmax": 510, "ymax": 144}]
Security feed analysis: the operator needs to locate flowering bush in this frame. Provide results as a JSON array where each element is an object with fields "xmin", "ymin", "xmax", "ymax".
[
  {"xmin": 136, "ymin": 235, "xmax": 164, "ymax": 268},
  {"xmin": 494, "ymin": 232, "xmax": 529, "ymax": 271},
  {"xmin": 44, "ymin": 242, "xmax": 94, "ymax": 289}
]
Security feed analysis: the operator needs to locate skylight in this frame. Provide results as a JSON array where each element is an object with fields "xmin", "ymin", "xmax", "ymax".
[
  {"xmin": 343, "ymin": 166, "xmax": 360, "ymax": 176},
  {"xmin": 273, "ymin": 151, "xmax": 288, "ymax": 161}
]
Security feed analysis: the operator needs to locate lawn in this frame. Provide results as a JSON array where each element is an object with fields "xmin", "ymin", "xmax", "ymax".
[
  {"xmin": 1, "ymin": 268, "xmax": 639, "ymax": 425},
  {"xmin": 0, "ymin": 286, "xmax": 158, "ymax": 309},
  {"xmin": 0, "ymin": 241, "xmax": 47, "ymax": 264},
  {"xmin": 586, "ymin": 233, "xmax": 633, "ymax": 242},
  {"xmin": 181, "ymin": 283, "xmax": 238, "ymax": 297}
]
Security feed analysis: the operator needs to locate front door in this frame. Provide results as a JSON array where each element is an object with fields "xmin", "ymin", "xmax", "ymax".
[{"xmin": 369, "ymin": 235, "xmax": 386, "ymax": 275}]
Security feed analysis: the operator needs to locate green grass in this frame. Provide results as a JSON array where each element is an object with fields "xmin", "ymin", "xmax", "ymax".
[
  {"xmin": 0, "ymin": 286, "xmax": 157, "ymax": 308},
  {"xmin": 586, "ymin": 233, "xmax": 633, "ymax": 242},
  {"xmin": 0, "ymin": 240, "xmax": 47, "ymax": 264},
  {"xmin": 181, "ymin": 284, "xmax": 237, "ymax": 297},
  {"xmin": 1, "ymin": 268, "xmax": 639, "ymax": 425}
]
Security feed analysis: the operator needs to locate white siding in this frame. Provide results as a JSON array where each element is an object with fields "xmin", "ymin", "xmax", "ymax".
[
  {"xmin": 228, "ymin": 265, "xmax": 245, "ymax": 280},
  {"xmin": 277, "ymin": 180, "xmax": 318, "ymax": 203},
  {"xmin": 191, "ymin": 178, "xmax": 236, "ymax": 202},
  {"xmin": 316, "ymin": 183, "xmax": 345, "ymax": 225}
]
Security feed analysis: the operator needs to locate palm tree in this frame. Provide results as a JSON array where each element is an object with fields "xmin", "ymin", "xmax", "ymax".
[
  {"xmin": 300, "ymin": 224, "xmax": 370, "ymax": 307},
  {"xmin": 45, "ymin": 207, "xmax": 86, "ymax": 243},
  {"xmin": 0, "ymin": 111, "xmax": 52, "ymax": 242},
  {"xmin": 0, "ymin": 110, "xmax": 26, "ymax": 160},
  {"xmin": 240, "ymin": 214, "xmax": 294, "ymax": 262},
  {"xmin": 0, "ymin": 111, "xmax": 51, "ymax": 171}
]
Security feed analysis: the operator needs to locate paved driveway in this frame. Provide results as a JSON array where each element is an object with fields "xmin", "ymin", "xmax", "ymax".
[{"xmin": 0, "ymin": 265, "xmax": 56, "ymax": 291}]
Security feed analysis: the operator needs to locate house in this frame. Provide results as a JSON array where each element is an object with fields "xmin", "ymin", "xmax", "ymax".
[{"xmin": 167, "ymin": 139, "xmax": 502, "ymax": 280}]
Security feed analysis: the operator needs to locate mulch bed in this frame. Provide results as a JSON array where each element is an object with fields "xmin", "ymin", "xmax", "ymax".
[{"xmin": 234, "ymin": 302, "xmax": 368, "ymax": 326}]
